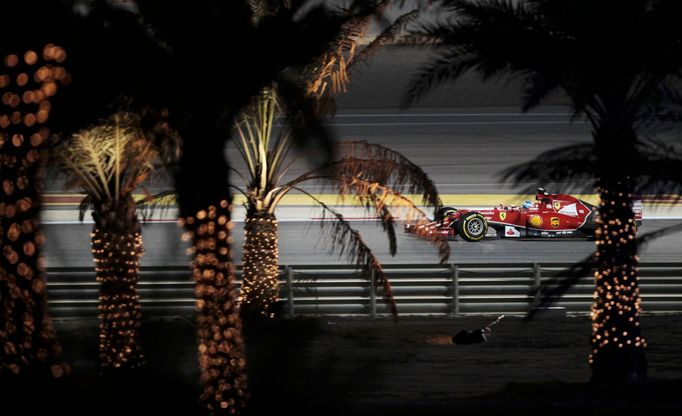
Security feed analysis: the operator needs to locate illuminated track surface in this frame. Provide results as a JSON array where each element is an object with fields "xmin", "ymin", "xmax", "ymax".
[
  {"xmin": 40, "ymin": 46, "xmax": 682, "ymax": 267},
  {"xmin": 43, "ymin": 219, "xmax": 682, "ymax": 268},
  {"xmin": 41, "ymin": 110, "xmax": 682, "ymax": 267},
  {"xmin": 41, "ymin": 109, "xmax": 682, "ymax": 267}
]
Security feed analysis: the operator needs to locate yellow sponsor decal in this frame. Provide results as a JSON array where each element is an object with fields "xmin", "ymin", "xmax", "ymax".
[
  {"xmin": 551, "ymin": 217, "xmax": 560, "ymax": 228},
  {"xmin": 499, "ymin": 212, "xmax": 506, "ymax": 221},
  {"xmin": 553, "ymin": 201, "xmax": 561, "ymax": 211},
  {"xmin": 529, "ymin": 215, "xmax": 543, "ymax": 228}
]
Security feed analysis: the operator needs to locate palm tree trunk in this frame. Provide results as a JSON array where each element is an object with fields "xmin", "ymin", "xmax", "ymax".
[
  {"xmin": 590, "ymin": 175, "xmax": 647, "ymax": 382},
  {"xmin": 91, "ymin": 199, "xmax": 145, "ymax": 371},
  {"xmin": 0, "ymin": 145, "xmax": 65, "ymax": 378},
  {"xmin": 1, "ymin": 46, "xmax": 68, "ymax": 379},
  {"xmin": 240, "ymin": 212, "xmax": 280, "ymax": 319},
  {"xmin": 183, "ymin": 201, "xmax": 248, "ymax": 414},
  {"xmin": 174, "ymin": 115, "xmax": 248, "ymax": 413}
]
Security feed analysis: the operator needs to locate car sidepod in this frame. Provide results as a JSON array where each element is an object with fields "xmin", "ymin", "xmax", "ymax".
[{"xmin": 576, "ymin": 199, "xmax": 598, "ymax": 236}]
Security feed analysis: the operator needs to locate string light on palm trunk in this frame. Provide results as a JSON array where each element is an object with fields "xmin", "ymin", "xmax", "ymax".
[
  {"xmin": 589, "ymin": 181, "xmax": 646, "ymax": 375},
  {"xmin": 182, "ymin": 201, "xmax": 248, "ymax": 414},
  {"xmin": 1, "ymin": 44, "xmax": 70, "ymax": 378},
  {"xmin": 91, "ymin": 227, "xmax": 144, "ymax": 370},
  {"xmin": 240, "ymin": 214, "xmax": 279, "ymax": 318}
]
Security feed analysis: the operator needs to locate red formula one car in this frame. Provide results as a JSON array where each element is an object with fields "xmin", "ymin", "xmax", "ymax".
[{"xmin": 405, "ymin": 188, "xmax": 643, "ymax": 242}]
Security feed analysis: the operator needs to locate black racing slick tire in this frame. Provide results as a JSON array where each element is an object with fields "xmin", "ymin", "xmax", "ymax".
[
  {"xmin": 456, "ymin": 212, "xmax": 488, "ymax": 242},
  {"xmin": 434, "ymin": 206, "xmax": 458, "ymax": 222}
]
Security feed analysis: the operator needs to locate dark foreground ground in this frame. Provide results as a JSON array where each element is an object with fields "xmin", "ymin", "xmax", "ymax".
[{"xmin": 4, "ymin": 313, "xmax": 682, "ymax": 415}]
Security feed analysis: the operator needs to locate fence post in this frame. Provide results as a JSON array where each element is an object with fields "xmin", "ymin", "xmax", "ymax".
[
  {"xmin": 451, "ymin": 263, "xmax": 459, "ymax": 316},
  {"xmin": 369, "ymin": 267, "xmax": 377, "ymax": 318},
  {"xmin": 285, "ymin": 266, "xmax": 294, "ymax": 318},
  {"xmin": 532, "ymin": 262, "xmax": 541, "ymax": 306}
]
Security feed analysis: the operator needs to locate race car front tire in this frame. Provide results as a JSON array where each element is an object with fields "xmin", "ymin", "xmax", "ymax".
[{"xmin": 456, "ymin": 212, "xmax": 488, "ymax": 242}]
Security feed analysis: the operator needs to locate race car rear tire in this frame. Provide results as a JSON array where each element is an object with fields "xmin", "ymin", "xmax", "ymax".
[
  {"xmin": 456, "ymin": 212, "xmax": 488, "ymax": 242},
  {"xmin": 434, "ymin": 206, "xmax": 457, "ymax": 222}
]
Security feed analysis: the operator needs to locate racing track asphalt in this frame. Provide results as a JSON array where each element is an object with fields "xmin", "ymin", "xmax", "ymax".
[
  {"xmin": 40, "ymin": 45, "xmax": 682, "ymax": 267},
  {"xmin": 42, "ymin": 218, "xmax": 682, "ymax": 268}
]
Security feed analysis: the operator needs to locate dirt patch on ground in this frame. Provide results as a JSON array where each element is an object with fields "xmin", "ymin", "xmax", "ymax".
[
  {"xmin": 242, "ymin": 313, "xmax": 682, "ymax": 415},
  {"xmin": 6, "ymin": 313, "xmax": 682, "ymax": 415}
]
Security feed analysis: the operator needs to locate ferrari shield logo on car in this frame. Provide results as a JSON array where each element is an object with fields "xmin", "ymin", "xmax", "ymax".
[
  {"xmin": 529, "ymin": 215, "xmax": 543, "ymax": 228},
  {"xmin": 553, "ymin": 201, "xmax": 561, "ymax": 211},
  {"xmin": 551, "ymin": 217, "xmax": 560, "ymax": 228},
  {"xmin": 499, "ymin": 212, "xmax": 507, "ymax": 221}
]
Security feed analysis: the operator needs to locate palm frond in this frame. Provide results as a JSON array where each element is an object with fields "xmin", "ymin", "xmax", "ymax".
[
  {"xmin": 114, "ymin": 114, "xmax": 122, "ymax": 204},
  {"xmin": 630, "ymin": 136, "xmax": 682, "ymax": 198},
  {"xmin": 121, "ymin": 132, "xmax": 160, "ymax": 195},
  {"xmin": 527, "ymin": 219, "xmax": 682, "ymax": 321},
  {"xmin": 138, "ymin": 107, "xmax": 183, "ymax": 173},
  {"xmin": 637, "ymin": 80, "xmax": 682, "ymax": 132},
  {"xmin": 53, "ymin": 112, "xmax": 163, "ymax": 207},
  {"xmin": 497, "ymin": 142, "xmax": 597, "ymax": 194},
  {"xmin": 58, "ymin": 154, "xmax": 105, "ymax": 200},
  {"xmin": 232, "ymin": 87, "xmax": 291, "ymax": 209},
  {"xmin": 269, "ymin": 129, "xmax": 294, "ymax": 185},
  {"xmin": 229, "ymin": 184, "xmax": 249, "ymax": 199},
  {"xmin": 521, "ymin": 72, "xmax": 561, "ymax": 112},
  {"xmin": 54, "ymin": 129, "xmax": 113, "ymax": 201},
  {"xmin": 295, "ymin": 188, "xmax": 398, "ymax": 317},
  {"xmin": 402, "ymin": 48, "xmax": 481, "ymax": 108},
  {"xmin": 337, "ymin": 140, "xmax": 442, "ymax": 207},
  {"xmin": 78, "ymin": 194, "xmax": 93, "ymax": 223},
  {"xmin": 272, "ymin": 140, "xmax": 443, "ymax": 224},
  {"xmin": 499, "ymin": 136, "xmax": 682, "ymax": 198},
  {"xmin": 524, "ymin": 253, "xmax": 596, "ymax": 321},
  {"xmin": 638, "ymin": 222, "xmax": 682, "ymax": 247},
  {"xmin": 136, "ymin": 190, "xmax": 177, "ymax": 223},
  {"xmin": 341, "ymin": 175, "xmax": 449, "ymax": 262},
  {"xmin": 229, "ymin": 167, "xmax": 249, "ymax": 185},
  {"xmin": 283, "ymin": 141, "xmax": 441, "ymax": 212},
  {"xmin": 354, "ymin": 9, "xmax": 420, "ymax": 64},
  {"xmin": 378, "ymin": 205, "xmax": 397, "ymax": 256},
  {"xmin": 234, "ymin": 117, "xmax": 258, "ymax": 181},
  {"xmin": 300, "ymin": 1, "xmax": 386, "ymax": 112},
  {"xmin": 280, "ymin": 174, "xmax": 449, "ymax": 262},
  {"xmin": 305, "ymin": 45, "xmax": 356, "ymax": 108},
  {"xmin": 247, "ymin": 0, "xmax": 274, "ymax": 24},
  {"xmin": 276, "ymin": 75, "xmax": 336, "ymax": 169},
  {"xmin": 403, "ymin": 0, "xmax": 563, "ymax": 109},
  {"xmin": 451, "ymin": 0, "xmax": 538, "ymax": 25}
]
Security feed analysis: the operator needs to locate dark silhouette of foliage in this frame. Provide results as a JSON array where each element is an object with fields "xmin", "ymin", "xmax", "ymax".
[
  {"xmin": 404, "ymin": 0, "xmax": 682, "ymax": 383},
  {"xmin": 2, "ymin": 1, "xmax": 392, "ymax": 413}
]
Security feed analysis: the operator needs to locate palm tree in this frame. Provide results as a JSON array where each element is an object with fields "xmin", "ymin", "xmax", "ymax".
[
  {"xmin": 233, "ymin": 89, "xmax": 449, "ymax": 319},
  {"xmin": 237, "ymin": 1, "xmax": 449, "ymax": 320},
  {"xmin": 52, "ymin": 113, "xmax": 176, "ymax": 371},
  {"xmin": 132, "ymin": 1, "xmax": 394, "ymax": 412},
  {"xmin": 0, "ymin": 42, "xmax": 71, "ymax": 379},
  {"xmin": 3, "ymin": 0, "xmax": 396, "ymax": 412},
  {"xmin": 404, "ymin": 0, "xmax": 682, "ymax": 382}
]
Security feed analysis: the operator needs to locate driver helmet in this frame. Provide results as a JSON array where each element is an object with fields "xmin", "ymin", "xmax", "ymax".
[
  {"xmin": 536, "ymin": 187, "xmax": 549, "ymax": 200},
  {"xmin": 522, "ymin": 200, "xmax": 533, "ymax": 209}
]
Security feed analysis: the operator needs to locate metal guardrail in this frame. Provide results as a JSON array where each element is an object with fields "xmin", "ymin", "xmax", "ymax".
[{"xmin": 45, "ymin": 263, "xmax": 682, "ymax": 317}]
